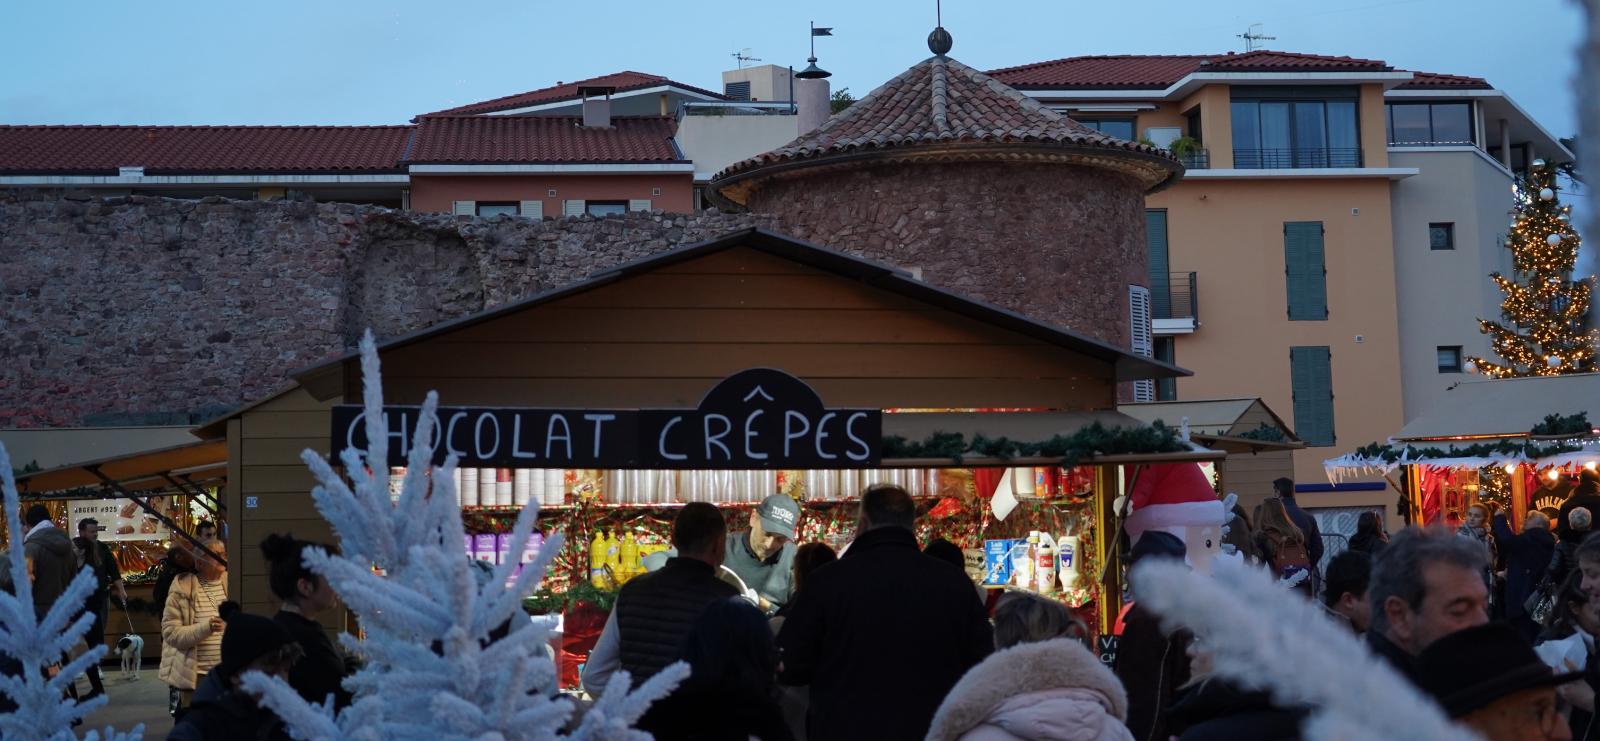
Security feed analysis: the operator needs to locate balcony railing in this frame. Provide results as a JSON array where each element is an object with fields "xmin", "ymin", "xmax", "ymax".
[
  {"xmin": 1175, "ymin": 150, "xmax": 1210, "ymax": 170},
  {"xmin": 1152, "ymin": 272, "xmax": 1197, "ymax": 321},
  {"xmin": 1232, "ymin": 148, "xmax": 1363, "ymax": 169}
]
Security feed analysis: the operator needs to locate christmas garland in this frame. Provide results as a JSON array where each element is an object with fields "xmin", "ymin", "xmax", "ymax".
[
  {"xmin": 1530, "ymin": 412, "xmax": 1592, "ymax": 437},
  {"xmin": 880, "ymin": 421, "xmax": 1187, "ymax": 465},
  {"xmin": 1349, "ymin": 439, "xmax": 1583, "ymax": 465},
  {"xmin": 523, "ymin": 580, "xmax": 618, "ymax": 615},
  {"xmin": 1236, "ymin": 423, "xmax": 1288, "ymax": 443}
]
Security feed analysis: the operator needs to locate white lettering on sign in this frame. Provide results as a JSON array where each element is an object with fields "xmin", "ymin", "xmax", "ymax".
[
  {"xmin": 704, "ymin": 414, "xmax": 732, "ymax": 460},
  {"xmin": 783, "ymin": 411, "xmax": 810, "ymax": 457},
  {"xmin": 845, "ymin": 412, "xmax": 872, "ymax": 461},
  {"xmin": 585, "ymin": 414, "xmax": 616, "ymax": 458},
  {"xmin": 511, "ymin": 414, "xmax": 538, "ymax": 459},
  {"xmin": 474, "ymin": 413, "xmax": 500, "ymax": 459},
  {"xmin": 445, "ymin": 412, "xmax": 470, "ymax": 458},
  {"xmin": 546, "ymin": 415, "xmax": 572, "ymax": 459},
  {"xmin": 815, "ymin": 412, "xmax": 838, "ymax": 460},
  {"xmin": 743, "ymin": 410, "xmax": 768, "ymax": 460},
  {"xmin": 659, "ymin": 416, "xmax": 687, "ymax": 461}
]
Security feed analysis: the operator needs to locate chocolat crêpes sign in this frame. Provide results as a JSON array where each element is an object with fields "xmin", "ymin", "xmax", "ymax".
[{"xmin": 331, "ymin": 368, "xmax": 884, "ymax": 470}]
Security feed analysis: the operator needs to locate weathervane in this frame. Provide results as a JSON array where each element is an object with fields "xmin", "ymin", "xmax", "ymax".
[
  {"xmin": 797, "ymin": 21, "xmax": 833, "ymax": 79},
  {"xmin": 928, "ymin": 0, "xmax": 952, "ymax": 56}
]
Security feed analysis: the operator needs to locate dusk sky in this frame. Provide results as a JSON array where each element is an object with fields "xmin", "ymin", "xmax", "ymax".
[{"xmin": 2, "ymin": 0, "xmax": 1584, "ymax": 138}]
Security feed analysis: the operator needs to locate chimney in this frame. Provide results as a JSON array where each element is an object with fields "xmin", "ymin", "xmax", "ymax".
[
  {"xmin": 578, "ymin": 85, "xmax": 615, "ymax": 128},
  {"xmin": 796, "ymin": 78, "xmax": 831, "ymax": 136}
]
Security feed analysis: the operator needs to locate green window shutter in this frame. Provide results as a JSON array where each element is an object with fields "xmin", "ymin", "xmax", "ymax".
[
  {"xmin": 1146, "ymin": 210, "xmax": 1170, "ymax": 318},
  {"xmin": 1290, "ymin": 346, "xmax": 1336, "ymax": 446},
  {"xmin": 1284, "ymin": 222, "xmax": 1328, "ymax": 321}
]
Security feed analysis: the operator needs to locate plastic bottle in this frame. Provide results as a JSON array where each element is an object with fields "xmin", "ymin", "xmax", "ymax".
[
  {"xmin": 1036, "ymin": 532, "xmax": 1057, "ymax": 594},
  {"xmin": 589, "ymin": 532, "xmax": 608, "ymax": 588},
  {"xmin": 618, "ymin": 531, "xmax": 640, "ymax": 584},
  {"xmin": 1058, "ymin": 531, "xmax": 1081, "ymax": 590},
  {"xmin": 605, "ymin": 530, "xmax": 621, "ymax": 584}
]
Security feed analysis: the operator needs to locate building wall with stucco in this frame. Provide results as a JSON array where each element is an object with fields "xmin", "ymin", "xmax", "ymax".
[{"xmin": 743, "ymin": 161, "xmax": 1151, "ymax": 350}]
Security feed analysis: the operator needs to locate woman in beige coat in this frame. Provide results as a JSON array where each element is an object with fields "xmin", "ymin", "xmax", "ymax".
[{"xmin": 160, "ymin": 541, "xmax": 228, "ymax": 717}]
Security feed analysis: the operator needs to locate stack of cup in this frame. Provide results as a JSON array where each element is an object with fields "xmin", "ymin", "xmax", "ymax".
[
  {"xmin": 460, "ymin": 467, "xmax": 479, "ymax": 508},
  {"xmin": 513, "ymin": 469, "xmax": 531, "ymax": 507},
  {"xmin": 496, "ymin": 469, "xmax": 513, "ymax": 507},
  {"xmin": 453, "ymin": 468, "xmax": 464, "ymax": 506},
  {"xmin": 528, "ymin": 469, "xmax": 546, "ymax": 507},
  {"xmin": 544, "ymin": 469, "xmax": 564, "ymax": 506},
  {"xmin": 479, "ymin": 468, "xmax": 497, "ymax": 508}
]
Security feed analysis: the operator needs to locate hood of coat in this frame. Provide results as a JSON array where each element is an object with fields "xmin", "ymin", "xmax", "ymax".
[
  {"xmin": 927, "ymin": 639, "xmax": 1127, "ymax": 741},
  {"xmin": 25, "ymin": 525, "xmax": 72, "ymax": 557}
]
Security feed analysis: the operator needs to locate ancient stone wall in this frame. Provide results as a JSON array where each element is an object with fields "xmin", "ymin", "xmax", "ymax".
[
  {"xmin": 744, "ymin": 161, "xmax": 1150, "ymax": 349},
  {"xmin": 0, "ymin": 192, "xmax": 775, "ymax": 427}
]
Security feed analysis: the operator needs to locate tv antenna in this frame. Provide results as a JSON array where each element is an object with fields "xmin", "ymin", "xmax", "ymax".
[
  {"xmin": 732, "ymin": 48, "xmax": 761, "ymax": 69},
  {"xmin": 1237, "ymin": 23, "xmax": 1275, "ymax": 52}
]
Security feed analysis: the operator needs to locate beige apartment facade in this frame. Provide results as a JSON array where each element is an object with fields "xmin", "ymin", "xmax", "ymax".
[{"xmin": 990, "ymin": 51, "xmax": 1572, "ymax": 503}]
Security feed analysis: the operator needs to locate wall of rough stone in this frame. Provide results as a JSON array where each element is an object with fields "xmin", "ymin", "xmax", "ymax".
[
  {"xmin": 0, "ymin": 192, "xmax": 775, "ymax": 428},
  {"xmin": 744, "ymin": 161, "xmax": 1150, "ymax": 349}
]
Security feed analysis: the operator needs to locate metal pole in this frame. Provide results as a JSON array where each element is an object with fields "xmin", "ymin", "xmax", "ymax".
[
  {"xmin": 160, "ymin": 473, "xmax": 219, "ymax": 518},
  {"xmin": 85, "ymin": 465, "xmax": 223, "ymax": 567}
]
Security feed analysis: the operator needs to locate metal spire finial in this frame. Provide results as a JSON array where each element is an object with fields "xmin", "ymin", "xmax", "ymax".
[{"xmin": 928, "ymin": 0, "xmax": 952, "ymax": 56}]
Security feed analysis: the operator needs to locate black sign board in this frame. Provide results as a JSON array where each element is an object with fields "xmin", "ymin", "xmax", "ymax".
[{"xmin": 330, "ymin": 367, "xmax": 882, "ymax": 469}]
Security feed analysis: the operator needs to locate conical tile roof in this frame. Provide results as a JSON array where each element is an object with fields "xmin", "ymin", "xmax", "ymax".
[{"xmin": 713, "ymin": 55, "xmax": 1181, "ymax": 202}]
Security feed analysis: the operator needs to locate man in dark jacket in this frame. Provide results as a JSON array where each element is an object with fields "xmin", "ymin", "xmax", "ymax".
[
  {"xmin": 1117, "ymin": 531, "xmax": 1193, "ymax": 741},
  {"xmin": 1560, "ymin": 470, "xmax": 1600, "ymax": 542},
  {"xmin": 168, "ymin": 601, "xmax": 303, "ymax": 741},
  {"xmin": 22, "ymin": 505, "xmax": 75, "ymax": 620},
  {"xmin": 1366, "ymin": 526, "xmax": 1490, "ymax": 686},
  {"xmin": 1491, "ymin": 510, "xmax": 1557, "ymax": 643},
  {"xmin": 582, "ymin": 502, "xmax": 738, "ymax": 695},
  {"xmin": 777, "ymin": 486, "xmax": 992, "ymax": 741},
  {"xmin": 1272, "ymin": 478, "xmax": 1323, "ymax": 574}
]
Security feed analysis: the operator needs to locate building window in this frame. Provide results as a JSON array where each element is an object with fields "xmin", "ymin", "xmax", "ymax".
[
  {"xmin": 1186, "ymin": 110, "xmax": 1202, "ymax": 141},
  {"xmin": 1437, "ymin": 346, "xmax": 1463, "ymax": 373},
  {"xmin": 1386, "ymin": 103, "xmax": 1473, "ymax": 146},
  {"xmin": 1290, "ymin": 346, "xmax": 1336, "ymax": 446},
  {"xmin": 1429, "ymin": 223, "xmax": 1455, "ymax": 250},
  {"xmin": 1284, "ymin": 222, "xmax": 1328, "ymax": 321},
  {"xmin": 1155, "ymin": 336, "xmax": 1177, "ymax": 401},
  {"xmin": 724, "ymin": 81, "xmax": 751, "ymax": 101},
  {"xmin": 476, "ymin": 202, "xmax": 518, "ymax": 217},
  {"xmin": 1076, "ymin": 118, "xmax": 1136, "ymax": 141},
  {"xmin": 1129, "ymin": 285, "xmax": 1154, "ymax": 402},
  {"xmin": 586, "ymin": 201, "xmax": 628, "ymax": 217},
  {"xmin": 1231, "ymin": 96, "xmax": 1360, "ymax": 168}
]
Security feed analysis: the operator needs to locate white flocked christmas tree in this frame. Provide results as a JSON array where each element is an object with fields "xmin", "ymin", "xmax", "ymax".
[
  {"xmin": 0, "ymin": 444, "xmax": 142, "ymax": 741},
  {"xmin": 239, "ymin": 330, "xmax": 686, "ymax": 741}
]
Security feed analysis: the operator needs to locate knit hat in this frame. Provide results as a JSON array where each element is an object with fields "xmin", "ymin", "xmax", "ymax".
[{"xmin": 214, "ymin": 601, "xmax": 298, "ymax": 681}]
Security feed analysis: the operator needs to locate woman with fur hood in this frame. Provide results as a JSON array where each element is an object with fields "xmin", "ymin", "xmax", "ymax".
[{"xmin": 925, "ymin": 594, "xmax": 1134, "ymax": 741}]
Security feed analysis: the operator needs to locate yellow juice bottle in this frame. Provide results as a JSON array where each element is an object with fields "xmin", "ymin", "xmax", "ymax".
[{"xmin": 589, "ymin": 531, "xmax": 607, "ymax": 588}]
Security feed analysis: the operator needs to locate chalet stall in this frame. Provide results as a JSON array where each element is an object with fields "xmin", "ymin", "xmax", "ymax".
[{"xmin": 199, "ymin": 228, "xmax": 1229, "ymax": 683}]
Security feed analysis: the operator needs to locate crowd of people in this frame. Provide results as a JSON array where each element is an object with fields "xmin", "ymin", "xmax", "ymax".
[{"xmin": 8, "ymin": 470, "xmax": 1600, "ymax": 740}]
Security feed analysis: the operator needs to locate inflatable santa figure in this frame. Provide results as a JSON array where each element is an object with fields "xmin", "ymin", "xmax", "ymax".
[{"xmin": 1123, "ymin": 463, "xmax": 1229, "ymax": 574}]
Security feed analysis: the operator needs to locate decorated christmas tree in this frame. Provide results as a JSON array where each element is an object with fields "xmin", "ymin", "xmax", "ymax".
[{"xmin": 1466, "ymin": 159, "xmax": 1598, "ymax": 377}]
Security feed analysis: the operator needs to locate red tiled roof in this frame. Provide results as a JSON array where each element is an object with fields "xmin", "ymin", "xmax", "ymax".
[
  {"xmin": 988, "ymin": 50, "xmax": 1392, "ymax": 89},
  {"xmin": 421, "ymin": 71, "xmax": 727, "ymax": 117},
  {"xmin": 0, "ymin": 125, "xmax": 413, "ymax": 174},
  {"xmin": 1396, "ymin": 70, "xmax": 1493, "ymax": 90},
  {"xmin": 408, "ymin": 115, "xmax": 683, "ymax": 163},
  {"xmin": 716, "ymin": 56, "xmax": 1177, "ymax": 189}
]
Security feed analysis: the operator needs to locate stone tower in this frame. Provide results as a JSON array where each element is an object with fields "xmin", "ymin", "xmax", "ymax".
[{"xmin": 711, "ymin": 43, "xmax": 1182, "ymax": 350}]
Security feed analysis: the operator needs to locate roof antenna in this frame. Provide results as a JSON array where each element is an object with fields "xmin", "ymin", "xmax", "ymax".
[
  {"xmin": 928, "ymin": 0, "xmax": 952, "ymax": 56},
  {"xmin": 1237, "ymin": 23, "xmax": 1275, "ymax": 53},
  {"xmin": 732, "ymin": 48, "xmax": 761, "ymax": 69}
]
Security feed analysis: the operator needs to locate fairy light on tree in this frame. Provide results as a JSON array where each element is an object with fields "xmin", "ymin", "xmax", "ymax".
[{"xmin": 1465, "ymin": 159, "xmax": 1598, "ymax": 377}]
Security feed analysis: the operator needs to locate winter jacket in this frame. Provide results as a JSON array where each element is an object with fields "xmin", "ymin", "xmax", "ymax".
[
  {"xmin": 1346, "ymin": 532, "xmax": 1387, "ymax": 558},
  {"xmin": 160, "ymin": 573, "xmax": 224, "ymax": 690},
  {"xmin": 1365, "ymin": 630, "xmax": 1419, "ymax": 687},
  {"xmin": 1115, "ymin": 603, "xmax": 1191, "ymax": 741},
  {"xmin": 1492, "ymin": 514, "xmax": 1556, "ymax": 620},
  {"xmin": 1551, "ymin": 540, "xmax": 1582, "ymax": 588},
  {"xmin": 274, "ymin": 610, "xmax": 354, "ymax": 710},
  {"xmin": 1166, "ymin": 679, "xmax": 1306, "ymax": 741},
  {"xmin": 1278, "ymin": 497, "xmax": 1323, "ymax": 570},
  {"xmin": 636, "ymin": 686, "xmax": 795, "ymax": 741},
  {"xmin": 777, "ymin": 526, "xmax": 993, "ymax": 741},
  {"xmin": 927, "ymin": 638, "xmax": 1133, "ymax": 741},
  {"xmin": 23, "ymin": 524, "xmax": 75, "ymax": 617},
  {"xmin": 614, "ymin": 557, "xmax": 740, "ymax": 684},
  {"xmin": 1562, "ymin": 486, "xmax": 1600, "ymax": 543},
  {"xmin": 167, "ymin": 671, "xmax": 294, "ymax": 741}
]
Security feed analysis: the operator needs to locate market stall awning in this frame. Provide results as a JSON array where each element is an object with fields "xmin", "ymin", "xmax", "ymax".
[
  {"xmin": 1392, "ymin": 374, "xmax": 1600, "ymax": 442},
  {"xmin": 14, "ymin": 439, "xmax": 227, "ymax": 496},
  {"xmin": 879, "ymin": 410, "xmax": 1225, "ymax": 467}
]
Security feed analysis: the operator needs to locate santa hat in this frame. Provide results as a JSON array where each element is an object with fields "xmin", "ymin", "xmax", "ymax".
[{"xmin": 1124, "ymin": 463, "xmax": 1225, "ymax": 546}]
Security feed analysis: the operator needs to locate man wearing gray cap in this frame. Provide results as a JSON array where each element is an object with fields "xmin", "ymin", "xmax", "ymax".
[{"xmin": 724, "ymin": 493, "xmax": 801, "ymax": 614}]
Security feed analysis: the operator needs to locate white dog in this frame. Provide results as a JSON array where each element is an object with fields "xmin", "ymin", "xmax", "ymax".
[{"xmin": 114, "ymin": 635, "xmax": 144, "ymax": 681}]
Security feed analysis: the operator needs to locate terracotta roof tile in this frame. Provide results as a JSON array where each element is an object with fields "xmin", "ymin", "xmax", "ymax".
[
  {"xmin": 988, "ymin": 50, "xmax": 1392, "ymax": 89},
  {"xmin": 421, "ymin": 71, "xmax": 727, "ymax": 117},
  {"xmin": 717, "ymin": 56, "xmax": 1174, "ymax": 182},
  {"xmin": 1396, "ymin": 70, "xmax": 1493, "ymax": 90},
  {"xmin": 0, "ymin": 125, "xmax": 412, "ymax": 174},
  {"xmin": 408, "ymin": 115, "xmax": 683, "ymax": 163}
]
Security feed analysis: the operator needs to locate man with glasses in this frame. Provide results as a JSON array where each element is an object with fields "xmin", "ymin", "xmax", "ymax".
[{"xmin": 1417, "ymin": 623, "xmax": 1577, "ymax": 741}]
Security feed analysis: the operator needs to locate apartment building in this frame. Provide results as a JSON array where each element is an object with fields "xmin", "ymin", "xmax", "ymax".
[{"xmin": 989, "ymin": 51, "xmax": 1572, "ymax": 492}]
